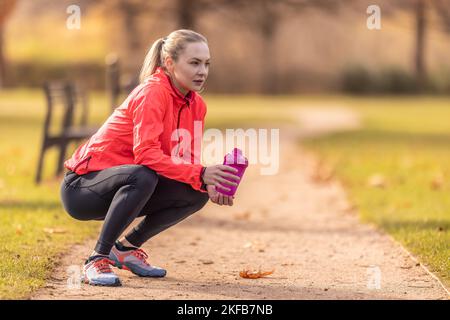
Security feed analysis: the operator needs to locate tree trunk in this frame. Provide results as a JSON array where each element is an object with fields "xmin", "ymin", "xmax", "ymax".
[
  {"xmin": 0, "ymin": 25, "xmax": 5, "ymax": 88},
  {"xmin": 415, "ymin": 0, "xmax": 427, "ymax": 91},
  {"xmin": 260, "ymin": 0, "xmax": 278, "ymax": 94},
  {"xmin": 117, "ymin": 0, "xmax": 141, "ymax": 72},
  {"xmin": 176, "ymin": 0, "xmax": 196, "ymax": 29},
  {"xmin": 0, "ymin": 0, "xmax": 18, "ymax": 89}
]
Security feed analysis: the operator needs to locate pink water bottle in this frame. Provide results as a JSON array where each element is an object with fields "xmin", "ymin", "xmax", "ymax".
[{"xmin": 216, "ymin": 148, "xmax": 248, "ymax": 196}]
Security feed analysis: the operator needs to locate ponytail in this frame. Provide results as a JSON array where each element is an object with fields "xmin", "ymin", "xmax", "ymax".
[{"xmin": 139, "ymin": 37, "xmax": 165, "ymax": 83}]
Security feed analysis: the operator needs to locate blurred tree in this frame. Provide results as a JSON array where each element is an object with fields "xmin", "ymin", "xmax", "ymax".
[
  {"xmin": 213, "ymin": 0, "xmax": 338, "ymax": 94},
  {"xmin": 395, "ymin": 0, "xmax": 450, "ymax": 91},
  {"xmin": 414, "ymin": 0, "xmax": 450, "ymax": 91},
  {"xmin": 434, "ymin": 0, "xmax": 450, "ymax": 32},
  {"xmin": 415, "ymin": 0, "xmax": 426, "ymax": 90},
  {"xmin": 175, "ymin": 0, "xmax": 196, "ymax": 28},
  {"xmin": 349, "ymin": 0, "xmax": 450, "ymax": 92},
  {"xmin": 105, "ymin": 0, "xmax": 152, "ymax": 70},
  {"xmin": 0, "ymin": 0, "xmax": 17, "ymax": 88}
]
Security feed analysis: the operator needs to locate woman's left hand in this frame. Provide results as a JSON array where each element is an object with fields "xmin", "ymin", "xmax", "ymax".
[{"xmin": 207, "ymin": 185, "xmax": 234, "ymax": 206}]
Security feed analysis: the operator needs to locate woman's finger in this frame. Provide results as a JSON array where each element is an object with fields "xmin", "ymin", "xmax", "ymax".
[
  {"xmin": 214, "ymin": 182, "xmax": 230, "ymax": 192},
  {"xmin": 216, "ymin": 177, "xmax": 238, "ymax": 187},
  {"xmin": 218, "ymin": 193, "xmax": 224, "ymax": 205},
  {"xmin": 217, "ymin": 171, "xmax": 241, "ymax": 182},
  {"xmin": 219, "ymin": 165, "xmax": 239, "ymax": 174}
]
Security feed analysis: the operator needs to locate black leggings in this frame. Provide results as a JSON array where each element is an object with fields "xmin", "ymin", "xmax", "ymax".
[{"xmin": 60, "ymin": 164, "xmax": 209, "ymax": 255}]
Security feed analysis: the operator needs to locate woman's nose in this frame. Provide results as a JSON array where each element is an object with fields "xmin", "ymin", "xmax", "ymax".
[{"xmin": 198, "ymin": 64, "xmax": 207, "ymax": 75}]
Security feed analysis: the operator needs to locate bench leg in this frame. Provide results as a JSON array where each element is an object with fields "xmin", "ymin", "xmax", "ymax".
[
  {"xmin": 35, "ymin": 144, "xmax": 47, "ymax": 184},
  {"xmin": 56, "ymin": 142, "xmax": 69, "ymax": 177}
]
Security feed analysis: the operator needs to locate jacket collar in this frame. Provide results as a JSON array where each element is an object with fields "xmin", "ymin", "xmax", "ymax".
[{"xmin": 153, "ymin": 67, "xmax": 195, "ymax": 107}]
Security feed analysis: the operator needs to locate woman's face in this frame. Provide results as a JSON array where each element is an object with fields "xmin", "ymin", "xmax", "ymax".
[{"xmin": 165, "ymin": 41, "xmax": 210, "ymax": 95}]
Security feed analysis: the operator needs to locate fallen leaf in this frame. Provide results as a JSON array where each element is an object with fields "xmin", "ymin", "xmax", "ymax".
[
  {"xmin": 311, "ymin": 162, "xmax": 335, "ymax": 183},
  {"xmin": 430, "ymin": 173, "xmax": 445, "ymax": 190},
  {"xmin": 367, "ymin": 174, "xmax": 387, "ymax": 188},
  {"xmin": 16, "ymin": 225, "xmax": 23, "ymax": 235},
  {"xmin": 400, "ymin": 265, "xmax": 413, "ymax": 269},
  {"xmin": 43, "ymin": 228, "xmax": 67, "ymax": 234},
  {"xmin": 239, "ymin": 268, "xmax": 275, "ymax": 279}
]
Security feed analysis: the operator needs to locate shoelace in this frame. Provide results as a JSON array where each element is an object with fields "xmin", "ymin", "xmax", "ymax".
[
  {"xmin": 92, "ymin": 258, "xmax": 115, "ymax": 273},
  {"xmin": 132, "ymin": 249, "xmax": 150, "ymax": 266}
]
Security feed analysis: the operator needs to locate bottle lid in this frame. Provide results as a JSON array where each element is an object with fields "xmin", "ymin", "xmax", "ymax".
[{"xmin": 231, "ymin": 148, "xmax": 248, "ymax": 166}]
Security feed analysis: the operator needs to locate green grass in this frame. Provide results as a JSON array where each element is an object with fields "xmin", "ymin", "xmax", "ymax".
[
  {"xmin": 0, "ymin": 90, "xmax": 107, "ymax": 299},
  {"xmin": 302, "ymin": 96, "xmax": 450, "ymax": 288}
]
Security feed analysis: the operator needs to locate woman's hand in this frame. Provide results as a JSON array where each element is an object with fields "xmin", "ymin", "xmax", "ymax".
[
  {"xmin": 202, "ymin": 165, "xmax": 240, "ymax": 192},
  {"xmin": 207, "ymin": 185, "xmax": 234, "ymax": 206}
]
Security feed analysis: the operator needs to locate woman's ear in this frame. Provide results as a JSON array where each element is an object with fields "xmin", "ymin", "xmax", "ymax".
[{"xmin": 164, "ymin": 56, "xmax": 174, "ymax": 73}]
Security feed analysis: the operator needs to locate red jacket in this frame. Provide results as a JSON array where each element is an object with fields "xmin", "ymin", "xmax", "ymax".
[{"xmin": 64, "ymin": 67, "xmax": 207, "ymax": 192}]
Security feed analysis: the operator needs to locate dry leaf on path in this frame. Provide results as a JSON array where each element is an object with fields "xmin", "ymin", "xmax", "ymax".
[
  {"xmin": 239, "ymin": 268, "xmax": 275, "ymax": 279},
  {"xmin": 310, "ymin": 160, "xmax": 335, "ymax": 183}
]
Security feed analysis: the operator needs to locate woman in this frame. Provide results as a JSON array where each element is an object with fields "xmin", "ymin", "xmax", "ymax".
[{"xmin": 60, "ymin": 29, "xmax": 240, "ymax": 287}]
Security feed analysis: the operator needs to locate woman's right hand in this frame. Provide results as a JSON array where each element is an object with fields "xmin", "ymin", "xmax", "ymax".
[{"xmin": 202, "ymin": 165, "xmax": 241, "ymax": 192}]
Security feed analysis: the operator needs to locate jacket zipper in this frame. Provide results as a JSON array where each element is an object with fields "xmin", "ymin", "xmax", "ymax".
[{"xmin": 175, "ymin": 101, "xmax": 189, "ymax": 155}]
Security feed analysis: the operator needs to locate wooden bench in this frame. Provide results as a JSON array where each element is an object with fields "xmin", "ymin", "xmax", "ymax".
[{"xmin": 35, "ymin": 81, "xmax": 98, "ymax": 184}]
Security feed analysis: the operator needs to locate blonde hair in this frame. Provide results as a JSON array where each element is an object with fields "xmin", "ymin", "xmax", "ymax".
[{"xmin": 139, "ymin": 29, "xmax": 208, "ymax": 83}]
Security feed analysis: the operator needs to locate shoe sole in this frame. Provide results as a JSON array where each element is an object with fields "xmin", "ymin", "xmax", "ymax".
[
  {"xmin": 82, "ymin": 277, "xmax": 122, "ymax": 287},
  {"xmin": 113, "ymin": 260, "xmax": 166, "ymax": 278}
]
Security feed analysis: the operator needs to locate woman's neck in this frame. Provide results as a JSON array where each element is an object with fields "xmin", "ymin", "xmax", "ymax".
[{"xmin": 166, "ymin": 72, "xmax": 189, "ymax": 97}]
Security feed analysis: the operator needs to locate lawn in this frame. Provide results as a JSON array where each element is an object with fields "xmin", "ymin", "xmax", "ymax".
[
  {"xmin": 302, "ymin": 96, "xmax": 450, "ymax": 288},
  {"xmin": 0, "ymin": 89, "xmax": 104, "ymax": 299}
]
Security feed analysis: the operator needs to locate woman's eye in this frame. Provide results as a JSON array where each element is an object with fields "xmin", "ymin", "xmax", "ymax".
[{"xmin": 191, "ymin": 61, "xmax": 199, "ymax": 65}]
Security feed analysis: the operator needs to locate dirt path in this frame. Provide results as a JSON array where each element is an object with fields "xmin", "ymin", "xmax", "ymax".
[{"xmin": 32, "ymin": 108, "xmax": 449, "ymax": 300}]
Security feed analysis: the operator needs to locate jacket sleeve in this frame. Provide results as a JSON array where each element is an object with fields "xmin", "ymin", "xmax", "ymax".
[{"xmin": 131, "ymin": 86, "xmax": 204, "ymax": 191}]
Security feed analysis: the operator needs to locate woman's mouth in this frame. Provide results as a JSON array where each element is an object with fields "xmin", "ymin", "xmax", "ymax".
[{"xmin": 193, "ymin": 80, "xmax": 204, "ymax": 86}]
